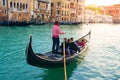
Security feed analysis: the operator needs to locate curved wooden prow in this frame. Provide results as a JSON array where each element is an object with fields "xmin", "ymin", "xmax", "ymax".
[{"xmin": 29, "ymin": 35, "xmax": 32, "ymax": 44}]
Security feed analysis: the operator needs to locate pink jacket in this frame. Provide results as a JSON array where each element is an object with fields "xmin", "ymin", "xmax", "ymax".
[{"xmin": 52, "ymin": 25, "xmax": 64, "ymax": 37}]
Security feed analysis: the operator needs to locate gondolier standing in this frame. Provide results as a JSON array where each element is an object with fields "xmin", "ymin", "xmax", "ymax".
[{"xmin": 52, "ymin": 21, "xmax": 64, "ymax": 53}]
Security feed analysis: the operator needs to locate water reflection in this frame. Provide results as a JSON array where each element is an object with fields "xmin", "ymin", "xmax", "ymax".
[
  {"xmin": 1, "ymin": 24, "xmax": 120, "ymax": 80},
  {"xmin": 41, "ymin": 50, "xmax": 88, "ymax": 80},
  {"xmin": 41, "ymin": 63, "xmax": 77, "ymax": 80}
]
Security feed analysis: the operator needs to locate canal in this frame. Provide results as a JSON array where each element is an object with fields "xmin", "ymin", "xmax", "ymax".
[{"xmin": 0, "ymin": 23, "xmax": 120, "ymax": 80}]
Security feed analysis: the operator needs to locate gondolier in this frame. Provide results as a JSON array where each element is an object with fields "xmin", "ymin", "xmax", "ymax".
[{"xmin": 52, "ymin": 21, "xmax": 64, "ymax": 53}]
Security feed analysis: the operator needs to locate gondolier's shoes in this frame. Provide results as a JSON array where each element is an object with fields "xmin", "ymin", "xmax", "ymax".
[
  {"xmin": 52, "ymin": 51, "xmax": 56, "ymax": 54},
  {"xmin": 52, "ymin": 51, "xmax": 59, "ymax": 54}
]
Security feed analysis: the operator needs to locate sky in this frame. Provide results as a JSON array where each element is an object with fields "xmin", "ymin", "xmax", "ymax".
[{"xmin": 85, "ymin": 0, "xmax": 120, "ymax": 6}]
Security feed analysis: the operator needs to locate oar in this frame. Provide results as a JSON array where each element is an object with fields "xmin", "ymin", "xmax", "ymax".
[{"xmin": 63, "ymin": 34, "xmax": 67, "ymax": 80}]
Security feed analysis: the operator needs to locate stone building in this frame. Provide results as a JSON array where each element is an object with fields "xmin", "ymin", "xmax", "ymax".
[
  {"xmin": 0, "ymin": 0, "xmax": 7, "ymax": 21},
  {"xmin": 32, "ymin": 0, "xmax": 50, "ymax": 23},
  {"xmin": 99, "ymin": 4, "xmax": 120, "ymax": 23},
  {"xmin": 51, "ymin": 0, "xmax": 85, "ymax": 23},
  {"xmin": 105, "ymin": 4, "xmax": 120, "ymax": 23},
  {"xmin": 51, "ymin": 0, "xmax": 70, "ymax": 22},
  {"xmin": 8, "ymin": 0, "xmax": 32, "ymax": 22},
  {"xmin": 77, "ymin": 0, "xmax": 85, "ymax": 23},
  {"xmin": 0, "ymin": 0, "xmax": 32, "ymax": 22},
  {"xmin": 84, "ymin": 9, "xmax": 95, "ymax": 23}
]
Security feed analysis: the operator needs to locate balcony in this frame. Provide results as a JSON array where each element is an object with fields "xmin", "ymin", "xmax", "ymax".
[
  {"xmin": 56, "ymin": 14, "xmax": 61, "ymax": 16},
  {"xmin": 9, "ymin": 8, "xmax": 16, "ymax": 12},
  {"xmin": 70, "ymin": 9, "xmax": 76, "ymax": 13},
  {"xmin": 38, "ymin": 0, "xmax": 49, "ymax": 3},
  {"xmin": 56, "ymin": 6, "xmax": 61, "ymax": 9},
  {"xmin": 40, "ymin": 8, "xmax": 46, "ymax": 11},
  {"xmin": 70, "ymin": 6, "xmax": 75, "ymax": 9},
  {"xmin": 34, "ymin": 9, "xmax": 40, "ymax": 12}
]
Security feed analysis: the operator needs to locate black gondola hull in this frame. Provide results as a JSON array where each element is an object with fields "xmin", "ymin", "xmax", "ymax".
[{"xmin": 25, "ymin": 42, "xmax": 88, "ymax": 68}]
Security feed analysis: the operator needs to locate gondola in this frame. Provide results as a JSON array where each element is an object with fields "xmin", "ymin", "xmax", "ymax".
[{"xmin": 25, "ymin": 30, "xmax": 91, "ymax": 68}]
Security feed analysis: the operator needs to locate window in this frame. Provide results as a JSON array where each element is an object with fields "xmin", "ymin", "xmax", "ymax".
[
  {"xmin": 10, "ymin": 2, "xmax": 12, "ymax": 8},
  {"xmin": 38, "ymin": 3, "xmax": 40, "ymax": 9},
  {"xmin": 51, "ymin": 3, "xmax": 54, "ymax": 7},
  {"xmin": 20, "ymin": 3, "xmax": 22, "ymax": 10},
  {"xmin": 62, "ymin": 11, "xmax": 64, "ymax": 16},
  {"xmin": 68, "ymin": 4, "xmax": 69, "ymax": 8},
  {"xmin": 2, "ymin": 0, "xmax": 6, "ymax": 6},
  {"xmin": 26, "ymin": 4, "xmax": 28, "ymax": 9},
  {"xmin": 23, "ymin": 4, "xmax": 25, "ymax": 9},
  {"xmin": 4, "ymin": 10, "xmax": 7, "ymax": 14},
  {"xmin": 57, "ymin": 2, "xmax": 60, "ymax": 6},
  {"xmin": 46, "ymin": 4, "xmax": 48, "ymax": 10},
  {"xmin": 19, "ymin": 13, "xmax": 21, "ymax": 16},
  {"xmin": 57, "ymin": 10, "xmax": 60, "ymax": 15},
  {"xmin": 51, "ymin": 9, "xmax": 53, "ymax": 16},
  {"xmin": 14, "ymin": 2, "xmax": 16, "ymax": 8},
  {"xmin": 17, "ymin": 3, "xmax": 19, "ymax": 9},
  {"xmin": 62, "ymin": 18, "xmax": 63, "ymax": 21}
]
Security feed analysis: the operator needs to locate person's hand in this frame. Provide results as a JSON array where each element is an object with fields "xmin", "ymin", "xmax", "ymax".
[
  {"xmin": 63, "ymin": 32, "xmax": 65, "ymax": 34},
  {"xmin": 61, "ymin": 32, "xmax": 65, "ymax": 34}
]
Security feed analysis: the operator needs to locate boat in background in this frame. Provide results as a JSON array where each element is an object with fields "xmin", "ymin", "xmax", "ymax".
[
  {"xmin": 0, "ymin": 21, "xmax": 32, "ymax": 26},
  {"xmin": 60, "ymin": 22, "xmax": 82, "ymax": 25}
]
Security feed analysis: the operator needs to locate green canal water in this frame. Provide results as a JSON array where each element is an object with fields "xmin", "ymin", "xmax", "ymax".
[{"xmin": 0, "ymin": 24, "xmax": 120, "ymax": 80}]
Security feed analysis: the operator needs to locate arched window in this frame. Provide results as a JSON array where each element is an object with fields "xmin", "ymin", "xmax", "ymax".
[
  {"xmin": 2, "ymin": 0, "xmax": 6, "ymax": 6},
  {"xmin": 38, "ymin": 3, "xmax": 40, "ymax": 9},
  {"xmin": 10, "ymin": 2, "xmax": 12, "ymax": 8},
  {"xmin": 23, "ymin": 4, "xmax": 25, "ymax": 9},
  {"xmin": 26, "ymin": 4, "xmax": 28, "ymax": 9},
  {"xmin": 17, "ymin": 3, "xmax": 19, "ymax": 9},
  {"xmin": 20, "ymin": 3, "xmax": 22, "ymax": 10},
  {"xmin": 14, "ymin": 2, "xmax": 16, "ymax": 8}
]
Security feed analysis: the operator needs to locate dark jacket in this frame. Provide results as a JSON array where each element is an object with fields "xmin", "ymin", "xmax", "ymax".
[
  {"xmin": 69, "ymin": 42, "xmax": 78, "ymax": 51},
  {"xmin": 60, "ymin": 41, "xmax": 69, "ymax": 49}
]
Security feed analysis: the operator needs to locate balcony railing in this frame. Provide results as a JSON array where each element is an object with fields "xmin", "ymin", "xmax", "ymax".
[
  {"xmin": 24, "ymin": 9, "xmax": 29, "ymax": 13},
  {"xmin": 9, "ymin": 8, "xmax": 16, "ymax": 12},
  {"xmin": 38, "ymin": 0, "xmax": 49, "ymax": 3},
  {"xmin": 70, "ymin": 9, "xmax": 76, "ymax": 13},
  {"xmin": 34, "ymin": 9, "xmax": 40, "ymax": 12},
  {"xmin": 56, "ymin": 14, "xmax": 61, "ymax": 16},
  {"xmin": 56, "ymin": 6, "xmax": 61, "ymax": 9}
]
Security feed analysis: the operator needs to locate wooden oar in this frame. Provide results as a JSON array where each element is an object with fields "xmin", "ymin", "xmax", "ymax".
[{"xmin": 63, "ymin": 35, "xmax": 67, "ymax": 80}]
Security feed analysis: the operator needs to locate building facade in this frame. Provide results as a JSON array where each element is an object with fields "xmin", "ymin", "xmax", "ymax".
[
  {"xmin": 0, "ymin": 0, "xmax": 7, "ymax": 21},
  {"xmin": 99, "ymin": 4, "xmax": 120, "ymax": 23},
  {"xmin": 84, "ymin": 9, "xmax": 95, "ymax": 23},
  {"xmin": 33, "ymin": 0, "xmax": 50, "ymax": 23},
  {"xmin": 84, "ymin": 7, "xmax": 113, "ymax": 23},
  {"xmin": 77, "ymin": 0, "xmax": 85, "ymax": 23},
  {"xmin": 105, "ymin": 4, "xmax": 120, "ymax": 23},
  {"xmin": 1, "ymin": 0, "xmax": 85, "ymax": 24},
  {"xmin": 0, "ymin": 0, "xmax": 33, "ymax": 22},
  {"xmin": 8, "ymin": 0, "xmax": 32, "ymax": 22},
  {"xmin": 51, "ymin": 0, "xmax": 70, "ymax": 22},
  {"xmin": 51, "ymin": 0, "xmax": 85, "ymax": 23}
]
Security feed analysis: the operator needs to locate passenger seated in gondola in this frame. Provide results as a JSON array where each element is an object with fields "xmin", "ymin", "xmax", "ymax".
[
  {"xmin": 69, "ymin": 37, "xmax": 80, "ymax": 55},
  {"xmin": 77, "ymin": 39, "xmax": 87, "ymax": 48},
  {"xmin": 60, "ymin": 38, "xmax": 71, "ymax": 56}
]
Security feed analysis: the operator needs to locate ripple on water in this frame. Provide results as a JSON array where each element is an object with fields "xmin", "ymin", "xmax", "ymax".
[{"xmin": 0, "ymin": 24, "xmax": 120, "ymax": 80}]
